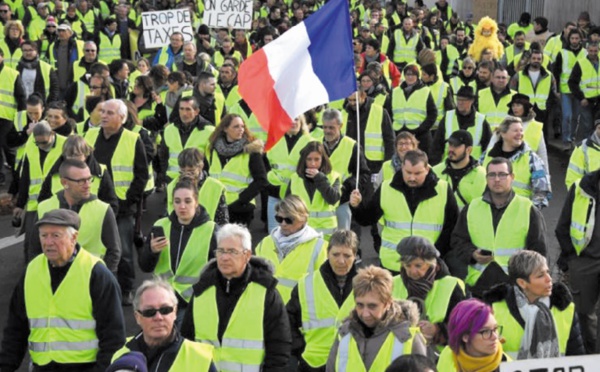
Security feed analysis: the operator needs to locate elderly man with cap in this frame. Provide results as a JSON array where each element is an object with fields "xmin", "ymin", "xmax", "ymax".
[
  {"xmin": 48, "ymin": 22, "xmax": 84, "ymax": 99},
  {"xmin": 392, "ymin": 236, "xmax": 466, "ymax": 348},
  {"xmin": 431, "ymin": 86, "xmax": 491, "ymax": 165},
  {"xmin": 0, "ymin": 209, "xmax": 126, "ymax": 372},
  {"xmin": 566, "ymin": 118, "xmax": 600, "ymax": 189}
]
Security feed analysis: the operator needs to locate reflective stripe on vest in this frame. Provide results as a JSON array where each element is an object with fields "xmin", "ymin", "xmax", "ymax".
[
  {"xmin": 0, "ymin": 65, "xmax": 19, "ymax": 120},
  {"xmin": 25, "ymin": 249, "xmax": 101, "ymax": 365},
  {"xmin": 193, "ymin": 283, "xmax": 266, "ymax": 370},
  {"xmin": 0, "ymin": 40, "xmax": 22, "ymax": 68},
  {"xmin": 392, "ymin": 86, "xmax": 430, "ymax": 131},
  {"xmin": 364, "ymin": 103, "xmax": 386, "ymax": 160},
  {"xmin": 98, "ymin": 33, "xmax": 121, "ymax": 63},
  {"xmin": 255, "ymin": 236, "xmax": 327, "ymax": 304},
  {"xmin": 72, "ymin": 80, "xmax": 91, "ymax": 117},
  {"xmin": 336, "ymin": 331, "xmax": 408, "ymax": 372},
  {"xmin": 327, "ymin": 136, "xmax": 355, "ymax": 181},
  {"xmin": 25, "ymin": 135, "xmax": 67, "ymax": 211},
  {"xmin": 559, "ymin": 49, "xmax": 586, "ymax": 93},
  {"xmin": 443, "ymin": 110, "xmax": 484, "ymax": 160},
  {"xmin": 570, "ymin": 180, "xmax": 596, "ymax": 254},
  {"xmin": 112, "ymin": 339, "xmax": 214, "ymax": 371},
  {"xmin": 465, "ymin": 195, "xmax": 531, "ymax": 286},
  {"xmin": 523, "ymin": 120, "xmax": 544, "ymax": 152},
  {"xmin": 380, "ymin": 180, "xmax": 449, "ymax": 272},
  {"xmin": 166, "ymin": 176, "xmax": 226, "ymax": 221},
  {"xmin": 37, "ymin": 196, "xmax": 109, "ymax": 257},
  {"xmin": 289, "ymin": 172, "xmax": 340, "ymax": 239},
  {"xmin": 154, "ymin": 217, "xmax": 215, "ymax": 302},
  {"xmin": 164, "ymin": 123, "xmax": 214, "ymax": 179},
  {"xmin": 299, "ymin": 270, "xmax": 355, "ymax": 367},
  {"xmin": 266, "ymin": 133, "xmax": 314, "ymax": 199},
  {"xmin": 430, "ymin": 79, "xmax": 448, "ymax": 129},
  {"xmin": 76, "ymin": 9, "xmax": 96, "ymax": 34},
  {"xmin": 85, "ymin": 128, "xmax": 138, "ymax": 200},
  {"xmin": 207, "ymin": 149, "xmax": 253, "ymax": 205},
  {"xmin": 517, "ymin": 70, "xmax": 551, "ymax": 110},
  {"xmin": 578, "ymin": 57, "xmax": 600, "ymax": 98},
  {"xmin": 432, "ymin": 162, "xmax": 487, "ymax": 209},
  {"xmin": 392, "ymin": 30, "xmax": 418, "ymax": 64},
  {"xmin": 477, "ymin": 88, "xmax": 515, "ymax": 130},
  {"xmin": 493, "ymin": 300, "xmax": 574, "ymax": 357}
]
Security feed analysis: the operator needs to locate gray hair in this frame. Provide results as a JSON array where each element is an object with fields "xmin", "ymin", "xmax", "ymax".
[
  {"xmin": 322, "ymin": 109, "xmax": 342, "ymax": 125},
  {"xmin": 216, "ymin": 223, "xmax": 252, "ymax": 252},
  {"xmin": 84, "ymin": 40, "xmax": 97, "ymax": 49},
  {"xmin": 105, "ymin": 99, "xmax": 128, "ymax": 124},
  {"xmin": 462, "ymin": 56, "xmax": 476, "ymax": 68},
  {"xmin": 508, "ymin": 250, "xmax": 547, "ymax": 285},
  {"xmin": 183, "ymin": 41, "xmax": 196, "ymax": 50},
  {"xmin": 133, "ymin": 277, "xmax": 178, "ymax": 311},
  {"xmin": 66, "ymin": 226, "xmax": 77, "ymax": 238},
  {"xmin": 32, "ymin": 120, "xmax": 53, "ymax": 137}
]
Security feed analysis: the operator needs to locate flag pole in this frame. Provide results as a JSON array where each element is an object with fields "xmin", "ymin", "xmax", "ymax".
[{"xmin": 355, "ymin": 90, "xmax": 360, "ymax": 190}]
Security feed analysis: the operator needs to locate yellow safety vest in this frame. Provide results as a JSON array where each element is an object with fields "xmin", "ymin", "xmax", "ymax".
[
  {"xmin": 37, "ymin": 60, "xmax": 52, "ymax": 100},
  {"xmin": 543, "ymin": 35, "xmax": 562, "ymax": 63},
  {"xmin": 212, "ymin": 50, "xmax": 243, "ymax": 68},
  {"xmin": 442, "ymin": 110, "xmax": 485, "ymax": 160},
  {"xmin": 76, "ymin": 9, "xmax": 96, "ymax": 35},
  {"xmin": 153, "ymin": 217, "xmax": 215, "ymax": 302},
  {"xmin": 326, "ymin": 136, "xmax": 355, "ymax": 182},
  {"xmin": 335, "ymin": 331, "xmax": 413, "ymax": 372},
  {"xmin": 435, "ymin": 45, "xmax": 460, "ymax": 78},
  {"xmin": 477, "ymin": 88, "xmax": 515, "ymax": 131},
  {"xmin": 380, "ymin": 179, "xmax": 449, "ymax": 272},
  {"xmin": 266, "ymin": 133, "xmax": 314, "ymax": 199},
  {"xmin": 392, "ymin": 30, "xmax": 419, "ymax": 64},
  {"xmin": 84, "ymin": 128, "xmax": 139, "ymax": 200},
  {"xmin": 482, "ymin": 149, "xmax": 533, "ymax": 198},
  {"xmin": 255, "ymin": 236, "xmax": 327, "ymax": 304},
  {"xmin": 49, "ymin": 163, "xmax": 105, "ymax": 197},
  {"xmin": 578, "ymin": 57, "xmax": 600, "ymax": 99},
  {"xmin": 24, "ymin": 135, "xmax": 67, "ymax": 211},
  {"xmin": 298, "ymin": 270, "xmax": 355, "ymax": 368},
  {"xmin": 98, "ymin": 32, "xmax": 121, "ymax": 64},
  {"xmin": 363, "ymin": 103, "xmax": 386, "ymax": 161},
  {"xmin": 392, "ymin": 275, "xmax": 464, "ymax": 323},
  {"xmin": 0, "ymin": 65, "xmax": 19, "ymax": 120},
  {"xmin": 432, "ymin": 163, "xmax": 486, "ymax": 209},
  {"xmin": 224, "ymin": 85, "xmax": 241, "ymax": 110},
  {"xmin": 505, "ymin": 43, "xmax": 530, "ymax": 66},
  {"xmin": 13, "ymin": 110, "xmax": 28, "ymax": 169},
  {"xmin": 72, "ymin": 80, "xmax": 90, "ymax": 119},
  {"xmin": 493, "ymin": 300, "xmax": 574, "ymax": 358},
  {"xmin": 517, "ymin": 70, "xmax": 551, "ymax": 110},
  {"xmin": 112, "ymin": 338, "xmax": 214, "ymax": 371},
  {"xmin": 207, "ymin": 149, "xmax": 253, "ymax": 205},
  {"xmin": 37, "ymin": 196, "xmax": 109, "ymax": 258},
  {"xmin": 0, "ymin": 40, "xmax": 22, "ymax": 68},
  {"xmin": 193, "ymin": 283, "xmax": 266, "ymax": 370},
  {"xmin": 289, "ymin": 172, "xmax": 340, "ymax": 239},
  {"xmin": 25, "ymin": 249, "xmax": 101, "ymax": 365},
  {"xmin": 380, "ymin": 160, "xmax": 396, "ymax": 183},
  {"xmin": 569, "ymin": 180, "xmax": 596, "ymax": 255},
  {"xmin": 465, "ymin": 195, "xmax": 531, "ymax": 286},
  {"xmin": 392, "ymin": 86, "xmax": 431, "ymax": 131},
  {"xmin": 167, "ymin": 176, "xmax": 226, "ymax": 221},
  {"xmin": 449, "ymin": 76, "xmax": 477, "ymax": 104},
  {"xmin": 429, "ymin": 79, "xmax": 449, "ymax": 130},
  {"xmin": 163, "ymin": 123, "xmax": 214, "ymax": 179},
  {"xmin": 559, "ymin": 49, "xmax": 586, "ymax": 94},
  {"xmin": 566, "ymin": 141, "xmax": 600, "ymax": 190},
  {"xmin": 523, "ymin": 120, "xmax": 543, "ymax": 152}
]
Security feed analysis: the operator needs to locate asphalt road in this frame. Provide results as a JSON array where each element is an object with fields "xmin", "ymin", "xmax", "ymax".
[{"xmin": 0, "ymin": 143, "xmax": 569, "ymax": 371}]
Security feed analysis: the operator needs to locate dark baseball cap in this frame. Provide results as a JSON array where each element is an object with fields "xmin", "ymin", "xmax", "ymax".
[
  {"xmin": 456, "ymin": 86, "xmax": 475, "ymax": 100},
  {"xmin": 36, "ymin": 209, "xmax": 80, "ymax": 230},
  {"xmin": 446, "ymin": 129, "xmax": 473, "ymax": 147}
]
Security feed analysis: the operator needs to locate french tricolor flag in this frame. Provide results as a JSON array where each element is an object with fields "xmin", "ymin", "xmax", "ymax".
[{"xmin": 238, "ymin": 0, "xmax": 357, "ymax": 150}]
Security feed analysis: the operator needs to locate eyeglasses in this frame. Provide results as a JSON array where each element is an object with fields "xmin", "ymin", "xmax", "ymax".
[
  {"xmin": 215, "ymin": 248, "xmax": 245, "ymax": 256},
  {"xmin": 136, "ymin": 306, "xmax": 174, "ymax": 318},
  {"xmin": 463, "ymin": 66, "xmax": 474, "ymax": 70},
  {"xmin": 404, "ymin": 72, "xmax": 416, "ymax": 76},
  {"xmin": 486, "ymin": 172, "xmax": 510, "ymax": 180},
  {"xmin": 0, "ymin": 9, "xmax": 9, "ymax": 13},
  {"xmin": 46, "ymin": 25, "xmax": 56, "ymax": 28},
  {"xmin": 84, "ymin": 49, "xmax": 96, "ymax": 52},
  {"xmin": 477, "ymin": 325, "xmax": 503, "ymax": 339},
  {"xmin": 35, "ymin": 140, "xmax": 50, "ymax": 146},
  {"xmin": 64, "ymin": 176, "xmax": 94, "ymax": 185},
  {"xmin": 22, "ymin": 49, "xmax": 34, "ymax": 53},
  {"xmin": 275, "ymin": 215, "xmax": 294, "ymax": 224},
  {"xmin": 89, "ymin": 85, "xmax": 102, "ymax": 90},
  {"xmin": 397, "ymin": 141, "xmax": 414, "ymax": 148}
]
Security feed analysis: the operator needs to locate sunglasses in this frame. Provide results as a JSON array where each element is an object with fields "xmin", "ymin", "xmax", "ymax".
[
  {"xmin": 275, "ymin": 215, "xmax": 294, "ymax": 224},
  {"xmin": 0, "ymin": 9, "xmax": 8, "ymax": 13},
  {"xmin": 137, "ymin": 306, "xmax": 174, "ymax": 318},
  {"xmin": 84, "ymin": 49, "xmax": 96, "ymax": 52}
]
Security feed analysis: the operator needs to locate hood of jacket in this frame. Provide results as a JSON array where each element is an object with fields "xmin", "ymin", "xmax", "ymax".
[{"xmin": 244, "ymin": 139, "xmax": 264, "ymax": 155}]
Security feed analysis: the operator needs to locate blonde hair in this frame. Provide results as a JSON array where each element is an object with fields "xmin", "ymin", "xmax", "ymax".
[
  {"xmin": 275, "ymin": 195, "xmax": 309, "ymax": 224},
  {"xmin": 4, "ymin": 20, "xmax": 24, "ymax": 38},
  {"xmin": 353, "ymin": 265, "xmax": 393, "ymax": 305}
]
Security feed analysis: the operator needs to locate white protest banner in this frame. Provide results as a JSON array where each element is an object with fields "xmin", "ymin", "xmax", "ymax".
[
  {"xmin": 500, "ymin": 355, "xmax": 600, "ymax": 372},
  {"xmin": 142, "ymin": 10, "xmax": 194, "ymax": 49},
  {"xmin": 204, "ymin": 0, "xmax": 253, "ymax": 29}
]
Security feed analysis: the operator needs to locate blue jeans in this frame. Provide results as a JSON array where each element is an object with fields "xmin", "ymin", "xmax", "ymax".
[
  {"xmin": 562, "ymin": 93, "xmax": 580, "ymax": 143},
  {"xmin": 336, "ymin": 202, "xmax": 352, "ymax": 230},
  {"xmin": 116, "ymin": 214, "xmax": 135, "ymax": 293},
  {"xmin": 267, "ymin": 196, "xmax": 280, "ymax": 234}
]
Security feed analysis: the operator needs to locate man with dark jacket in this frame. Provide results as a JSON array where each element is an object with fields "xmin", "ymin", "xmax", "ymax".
[
  {"xmin": 48, "ymin": 23, "xmax": 82, "ymax": 98},
  {"xmin": 85, "ymin": 99, "xmax": 148, "ymax": 305},
  {"xmin": 17, "ymin": 41, "xmax": 59, "ymax": 103},
  {"xmin": 556, "ymin": 168, "xmax": 600, "ymax": 353},
  {"xmin": 451, "ymin": 157, "xmax": 547, "ymax": 298},
  {"xmin": 181, "ymin": 223, "xmax": 291, "ymax": 371},
  {"xmin": 0, "ymin": 209, "xmax": 125, "ymax": 372},
  {"xmin": 174, "ymin": 41, "xmax": 216, "ymax": 83},
  {"xmin": 350, "ymin": 150, "xmax": 458, "ymax": 273},
  {"xmin": 170, "ymin": 72, "xmax": 225, "ymax": 127}
]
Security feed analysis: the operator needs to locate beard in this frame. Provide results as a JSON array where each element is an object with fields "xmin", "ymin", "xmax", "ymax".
[{"xmin": 448, "ymin": 151, "xmax": 467, "ymax": 163}]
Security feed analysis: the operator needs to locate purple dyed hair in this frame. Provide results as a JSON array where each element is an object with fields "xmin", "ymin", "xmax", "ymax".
[{"xmin": 447, "ymin": 299, "xmax": 493, "ymax": 354}]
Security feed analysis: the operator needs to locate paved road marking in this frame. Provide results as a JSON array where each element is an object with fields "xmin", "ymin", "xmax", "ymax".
[{"xmin": 0, "ymin": 235, "xmax": 23, "ymax": 251}]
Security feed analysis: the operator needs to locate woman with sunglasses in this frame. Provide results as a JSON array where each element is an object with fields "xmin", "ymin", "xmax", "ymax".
[
  {"xmin": 449, "ymin": 57, "xmax": 478, "ymax": 104},
  {"xmin": 437, "ymin": 299, "xmax": 509, "ymax": 372},
  {"xmin": 286, "ymin": 141, "xmax": 340, "ymax": 240},
  {"xmin": 287, "ymin": 229, "xmax": 359, "ymax": 371},
  {"xmin": 139, "ymin": 177, "xmax": 218, "ymax": 323},
  {"xmin": 110, "ymin": 279, "xmax": 217, "ymax": 371},
  {"xmin": 483, "ymin": 250, "xmax": 584, "ymax": 359},
  {"xmin": 255, "ymin": 195, "xmax": 328, "ymax": 304}
]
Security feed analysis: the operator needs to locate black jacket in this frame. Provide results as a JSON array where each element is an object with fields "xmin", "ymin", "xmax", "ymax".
[
  {"xmin": 286, "ymin": 261, "xmax": 357, "ymax": 369},
  {"xmin": 139, "ymin": 206, "xmax": 217, "ymax": 307},
  {"xmin": 115, "ymin": 330, "xmax": 217, "ymax": 372},
  {"xmin": 483, "ymin": 282, "xmax": 586, "ymax": 356},
  {"xmin": 16, "ymin": 58, "xmax": 59, "ymax": 103},
  {"xmin": 181, "ymin": 257, "xmax": 291, "ymax": 372},
  {"xmin": 568, "ymin": 56, "xmax": 600, "ymax": 101},
  {"xmin": 351, "ymin": 169, "xmax": 459, "ymax": 257},
  {"xmin": 0, "ymin": 248, "xmax": 126, "ymax": 372},
  {"xmin": 323, "ymin": 136, "xmax": 371, "ymax": 204}
]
